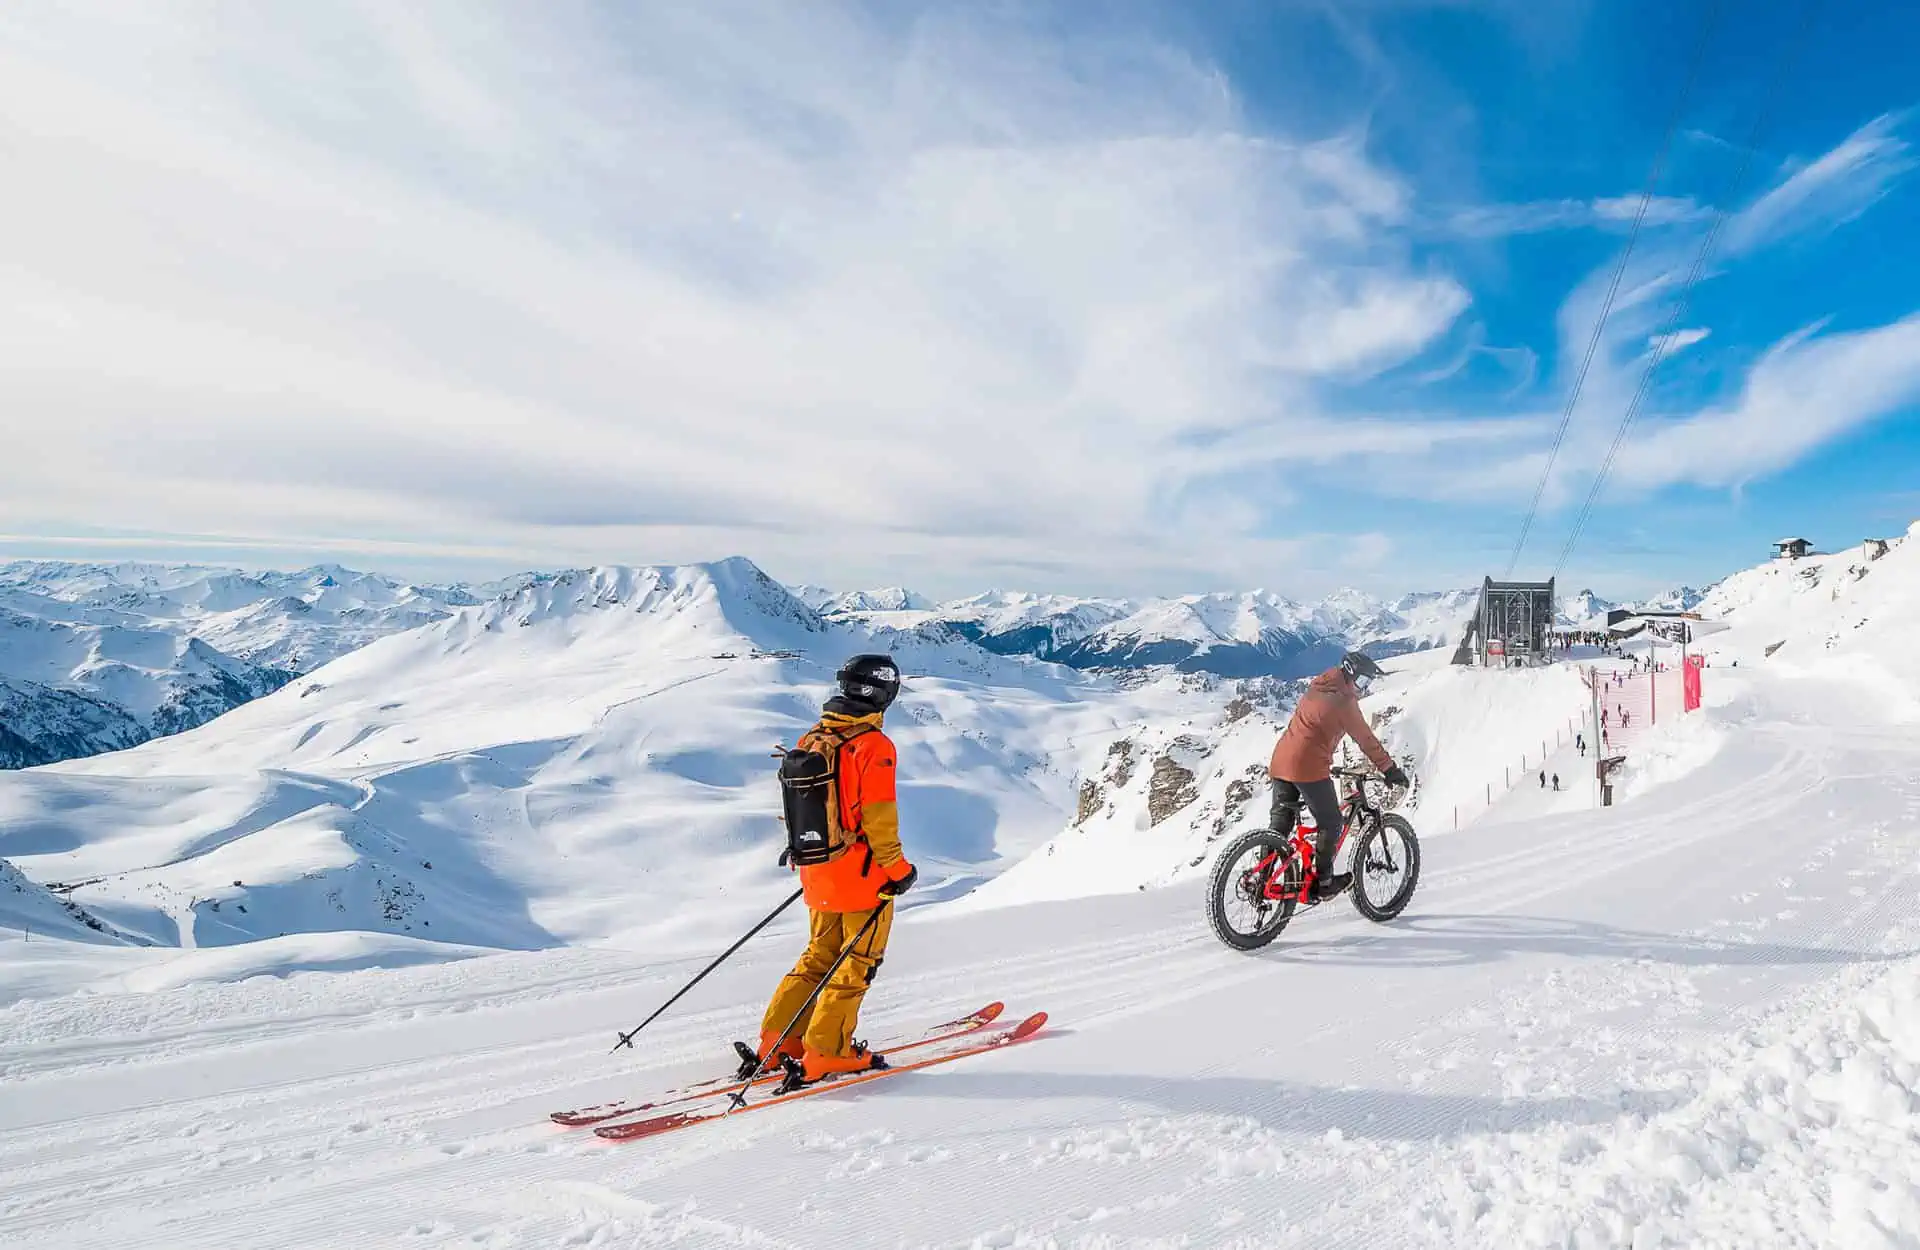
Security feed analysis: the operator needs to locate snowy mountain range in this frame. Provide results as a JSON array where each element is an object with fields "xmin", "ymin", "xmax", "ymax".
[
  {"xmin": 0, "ymin": 562, "xmax": 482, "ymax": 768},
  {"xmin": 0, "ymin": 556, "xmax": 1733, "ymax": 776},
  {"xmin": 0, "ymin": 558, "xmax": 1210, "ymax": 964},
  {"xmin": 0, "ymin": 561, "xmax": 483, "ymax": 670},
  {"xmin": 1558, "ymin": 584, "xmax": 1711, "ymax": 625},
  {"xmin": 825, "ymin": 586, "xmax": 1482, "ymax": 678},
  {"xmin": 7, "ymin": 531, "xmax": 1909, "ymax": 982}
]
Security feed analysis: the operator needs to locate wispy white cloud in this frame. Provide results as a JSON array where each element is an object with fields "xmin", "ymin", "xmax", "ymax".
[
  {"xmin": 1428, "ymin": 114, "xmax": 1920, "ymax": 561},
  {"xmin": 1723, "ymin": 113, "xmax": 1914, "ymax": 255},
  {"xmin": 0, "ymin": 1, "xmax": 1467, "ymax": 596},
  {"xmin": 1611, "ymin": 313, "xmax": 1920, "ymax": 491},
  {"xmin": 1, "ymin": 5, "xmax": 1911, "ymax": 599},
  {"xmin": 1647, "ymin": 328, "xmax": 1709, "ymax": 360},
  {"xmin": 1445, "ymin": 194, "xmax": 1707, "ymax": 238}
]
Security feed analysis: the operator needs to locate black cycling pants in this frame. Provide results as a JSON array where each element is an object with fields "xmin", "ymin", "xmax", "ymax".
[{"xmin": 1271, "ymin": 778, "xmax": 1343, "ymax": 876}]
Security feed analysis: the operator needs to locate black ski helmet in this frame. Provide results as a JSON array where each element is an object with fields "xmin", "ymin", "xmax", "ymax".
[
  {"xmin": 835, "ymin": 653, "xmax": 902, "ymax": 712},
  {"xmin": 1340, "ymin": 650, "xmax": 1386, "ymax": 685}
]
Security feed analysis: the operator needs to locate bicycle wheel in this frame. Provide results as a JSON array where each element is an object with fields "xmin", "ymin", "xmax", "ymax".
[
  {"xmin": 1206, "ymin": 829, "xmax": 1302, "ymax": 951},
  {"xmin": 1350, "ymin": 814, "xmax": 1420, "ymax": 922}
]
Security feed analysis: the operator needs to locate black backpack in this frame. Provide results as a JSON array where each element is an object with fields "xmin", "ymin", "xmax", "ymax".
[{"xmin": 778, "ymin": 725, "xmax": 874, "ymax": 866}]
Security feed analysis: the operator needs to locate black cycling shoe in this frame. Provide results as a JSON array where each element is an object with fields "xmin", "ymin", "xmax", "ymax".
[{"xmin": 1307, "ymin": 872, "xmax": 1352, "ymax": 905}]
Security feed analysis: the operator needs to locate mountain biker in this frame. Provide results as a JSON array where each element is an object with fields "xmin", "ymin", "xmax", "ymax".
[{"xmin": 1268, "ymin": 651, "xmax": 1409, "ymax": 904}]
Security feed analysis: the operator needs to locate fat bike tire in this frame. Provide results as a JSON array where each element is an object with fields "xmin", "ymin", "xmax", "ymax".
[
  {"xmin": 1351, "ymin": 814, "xmax": 1420, "ymax": 922},
  {"xmin": 1206, "ymin": 829, "xmax": 1301, "ymax": 951}
]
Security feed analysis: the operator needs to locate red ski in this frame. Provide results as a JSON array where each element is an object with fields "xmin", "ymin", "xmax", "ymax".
[
  {"xmin": 594, "ymin": 1011, "xmax": 1048, "ymax": 1143},
  {"xmin": 550, "ymin": 1002, "xmax": 1004, "ymax": 1127}
]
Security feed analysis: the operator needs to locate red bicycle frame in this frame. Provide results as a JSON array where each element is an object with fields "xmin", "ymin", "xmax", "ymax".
[{"xmin": 1255, "ymin": 773, "xmax": 1369, "ymax": 904}]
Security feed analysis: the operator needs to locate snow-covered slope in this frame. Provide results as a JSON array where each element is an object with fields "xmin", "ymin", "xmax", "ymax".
[
  {"xmin": 3, "ymin": 531, "xmax": 1919, "ymax": 1246},
  {"xmin": 1694, "ymin": 525, "xmax": 1920, "ymax": 709},
  {"xmin": 0, "ymin": 857, "xmax": 127, "ymax": 945},
  {"xmin": 0, "ymin": 559, "xmax": 1207, "ymax": 963},
  {"xmin": 2, "ymin": 632, "xmax": 1917, "ymax": 1247}
]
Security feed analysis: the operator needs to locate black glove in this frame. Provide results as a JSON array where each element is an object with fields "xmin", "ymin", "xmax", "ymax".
[
  {"xmin": 778, "ymin": 847, "xmax": 793, "ymax": 869},
  {"xmin": 879, "ymin": 863, "xmax": 918, "ymax": 896},
  {"xmin": 1383, "ymin": 765, "xmax": 1411, "ymax": 790}
]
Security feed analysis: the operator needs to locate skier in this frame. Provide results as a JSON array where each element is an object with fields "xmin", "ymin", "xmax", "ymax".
[
  {"xmin": 1602, "ymin": 707, "xmax": 1609, "ymax": 728},
  {"xmin": 1539, "ymin": 771, "xmax": 1546, "ymax": 789},
  {"xmin": 747, "ymin": 655, "xmax": 918, "ymax": 1084},
  {"xmin": 1552, "ymin": 774, "xmax": 1561, "ymax": 791},
  {"xmin": 1268, "ymin": 652, "xmax": 1409, "ymax": 905}
]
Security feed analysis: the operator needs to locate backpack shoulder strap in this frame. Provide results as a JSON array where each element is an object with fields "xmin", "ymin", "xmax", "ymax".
[{"xmin": 805, "ymin": 722, "xmax": 875, "ymax": 754}]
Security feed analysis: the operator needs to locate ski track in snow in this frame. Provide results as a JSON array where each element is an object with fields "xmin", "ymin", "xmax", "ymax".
[{"xmin": 2, "ymin": 667, "xmax": 1918, "ymax": 1248}]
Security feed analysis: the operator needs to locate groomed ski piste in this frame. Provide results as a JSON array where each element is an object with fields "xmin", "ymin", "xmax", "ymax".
[{"xmin": 1, "ymin": 529, "xmax": 1918, "ymax": 1248}]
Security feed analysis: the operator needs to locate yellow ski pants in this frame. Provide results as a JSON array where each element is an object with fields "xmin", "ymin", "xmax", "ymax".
[{"xmin": 760, "ymin": 903, "xmax": 893, "ymax": 1058}]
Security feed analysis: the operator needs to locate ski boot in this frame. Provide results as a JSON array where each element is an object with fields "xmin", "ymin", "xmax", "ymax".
[
  {"xmin": 733, "ymin": 1029, "xmax": 803, "ymax": 1081},
  {"xmin": 775, "ymin": 1041, "xmax": 888, "ymax": 1094}
]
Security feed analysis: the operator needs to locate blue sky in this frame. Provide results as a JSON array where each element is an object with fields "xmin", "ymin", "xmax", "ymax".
[{"xmin": 1, "ymin": 1, "xmax": 1915, "ymax": 601}]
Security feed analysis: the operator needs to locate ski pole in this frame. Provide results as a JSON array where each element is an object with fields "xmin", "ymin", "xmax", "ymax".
[
  {"xmin": 727, "ymin": 899, "xmax": 891, "ymax": 1110},
  {"xmin": 611, "ymin": 886, "xmax": 804, "ymax": 1053}
]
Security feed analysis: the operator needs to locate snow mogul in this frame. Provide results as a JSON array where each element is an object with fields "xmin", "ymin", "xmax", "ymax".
[
  {"xmin": 1268, "ymin": 651, "xmax": 1410, "ymax": 904},
  {"xmin": 742, "ymin": 654, "xmax": 919, "ymax": 1085}
]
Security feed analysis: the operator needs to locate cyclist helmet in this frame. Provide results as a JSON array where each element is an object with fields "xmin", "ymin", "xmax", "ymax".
[
  {"xmin": 1340, "ymin": 650, "xmax": 1387, "ymax": 690},
  {"xmin": 835, "ymin": 653, "xmax": 902, "ymax": 712}
]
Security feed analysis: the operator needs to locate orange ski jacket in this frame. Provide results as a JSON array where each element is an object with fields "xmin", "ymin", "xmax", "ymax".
[
  {"xmin": 1269, "ymin": 667, "xmax": 1396, "ymax": 784},
  {"xmin": 796, "ymin": 711, "xmax": 911, "ymax": 913}
]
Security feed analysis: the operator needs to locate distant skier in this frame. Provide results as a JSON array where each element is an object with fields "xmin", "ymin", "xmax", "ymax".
[
  {"xmin": 1539, "ymin": 771, "xmax": 1546, "ymax": 789},
  {"xmin": 1268, "ymin": 652, "xmax": 1409, "ymax": 905},
  {"xmin": 1602, "ymin": 707, "xmax": 1609, "ymax": 727},
  {"xmin": 1552, "ymin": 774, "xmax": 1561, "ymax": 791},
  {"xmin": 746, "ymin": 654, "xmax": 918, "ymax": 1085}
]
